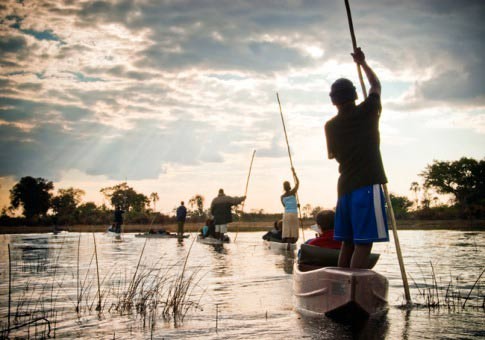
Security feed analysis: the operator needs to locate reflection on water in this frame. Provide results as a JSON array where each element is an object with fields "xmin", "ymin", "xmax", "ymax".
[{"xmin": 0, "ymin": 230, "xmax": 483, "ymax": 339}]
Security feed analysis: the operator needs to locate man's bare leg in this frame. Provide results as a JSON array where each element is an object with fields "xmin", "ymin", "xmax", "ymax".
[
  {"xmin": 338, "ymin": 241, "xmax": 354, "ymax": 267},
  {"xmin": 350, "ymin": 243, "xmax": 373, "ymax": 269}
]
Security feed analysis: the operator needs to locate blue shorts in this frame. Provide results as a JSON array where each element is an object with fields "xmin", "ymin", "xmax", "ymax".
[{"xmin": 334, "ymin": 184, "xmax": 389, "ymax": 244}]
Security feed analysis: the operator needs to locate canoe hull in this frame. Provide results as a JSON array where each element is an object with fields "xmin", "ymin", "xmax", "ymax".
[
  {"xmin": 293, "ymin": 264, "xmax": 388, "ymax": 319},
  {"xmin": 135, "ymin": 233, "xmax": 189, "ymax": 239},
  {"xmin": 264, "ymin": 240, "xmax": 296, "ymax": 251},
  {"xmin": 106, "ymin": 229, "xmax": 121, "ymax": 236},
  {"xmin": 196, "ymin": 235, "xmax": 230, "ymax": 245}
]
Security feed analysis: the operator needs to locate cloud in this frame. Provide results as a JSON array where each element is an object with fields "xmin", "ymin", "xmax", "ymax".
[
  {"xmin": 0, "ymin": 35, "xmax": 27, "ymax": 56},
  {"xmin": 0, "ymin": 0, "xmax": 483, "ymax": 192}
]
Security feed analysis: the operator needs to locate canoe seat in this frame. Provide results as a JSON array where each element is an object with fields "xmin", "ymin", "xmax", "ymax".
[{"xmin": 299, "ymin": 244, "xmax": 380, "ymax": 269}]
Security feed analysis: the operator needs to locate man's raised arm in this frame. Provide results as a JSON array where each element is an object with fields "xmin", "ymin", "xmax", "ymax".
[{"xmin": 352, "ymin": 47, "xmax": 381, "ymax": 96}]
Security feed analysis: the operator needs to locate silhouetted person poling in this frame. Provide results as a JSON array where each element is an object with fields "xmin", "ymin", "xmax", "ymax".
[
  {"xmin": 324, "ymin": 47, "xmax": 389, "ymax": 268},
  {"xmin": 113, "ymin": 205, "xmax": 125, "ymax": 233},
  {"xmin": 281, "ymin": 167, "xmax": 299, "ymax": 243},
  {"xmin": 210, "ymin": 189, "xmax": 245, "ymax": 241}
]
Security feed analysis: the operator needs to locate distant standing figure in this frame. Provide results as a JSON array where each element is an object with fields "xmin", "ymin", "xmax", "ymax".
[
  {"xmin": 210, "ymin": 189, "xmax": 246, "ymax": 240},
  {"xmin": 114, "ymin": 206, "xmax": 125, "ymax": 233},
  {"xmin": 305, "ymin": 210, "xmax": 341, "ymax": 250},
  {"xmin": 281, "ymin": 167, "xmax": 299, "ymax": 243},
  {"xmin": 324, "ymin": 47, "xmax": 389, "ymax": 269},
  {"xmin": 176, "ymin": 201, "xmax": 187, "ymax": 237}
]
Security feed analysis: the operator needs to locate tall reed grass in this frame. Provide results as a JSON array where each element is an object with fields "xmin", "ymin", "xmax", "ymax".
[
  {"xmin": 1, "ymin": 233, "xmax": 204, "ymax": 338},
  {"xmin": 408, "ymin": 261, "xmax": 484, "ymax": 311}
]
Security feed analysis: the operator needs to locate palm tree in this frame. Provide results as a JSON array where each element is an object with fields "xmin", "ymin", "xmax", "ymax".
[
  {"xmin": 409, "ymin": 182, "xmax": 420, "ymax": 209},
  {"xmin": 188, "ymin": 194, "xmax": 205, "ymax": 216},
  {"xmin": 150, "ymin": 192, "xmax": 159, "ymax": 211},
  {"xmin": 302, "ymin": 204, "xmax": 312, "ymax": 219}
]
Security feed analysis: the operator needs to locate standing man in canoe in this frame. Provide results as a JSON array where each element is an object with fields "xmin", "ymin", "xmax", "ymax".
[
  {"xmin": 176, "ymin": 201, "xmax": 187, "ymax": 237},
  {"xmin": 113, "ymin": 205, "xmax": 124, "ymax": 233},
  {"xmin": 210, "ymin": 189, "xmax": 246, "ymax": 241},
  {"xmin": 324, "ymin": 47, "xmax": 389, "ymax": 268},
  {"xmin": 281, "ymin": 167, "xmax": 299, "ymax": 243}
]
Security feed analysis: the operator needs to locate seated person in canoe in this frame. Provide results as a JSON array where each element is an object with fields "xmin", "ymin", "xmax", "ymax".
[
  {"xmin": 262, "ymin": 220, "xmax": 283, "ymax": 242},
  {"xmin": 200, "ymin": 218, "xmax": 216, "ymax": 238},
  {"xmin": 305, "ymin": 210, "xmax": 341, "ymax": 250}
]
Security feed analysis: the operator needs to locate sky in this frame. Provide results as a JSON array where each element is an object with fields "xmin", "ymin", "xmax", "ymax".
[{"xmin": 0, "ymin": 0, "xmax": 484, "ymax": 215}]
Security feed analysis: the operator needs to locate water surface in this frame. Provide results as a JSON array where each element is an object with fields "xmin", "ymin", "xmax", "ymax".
[{"xmin": 0, "ymin": 230, "xmax": 483, "ymax": 339}]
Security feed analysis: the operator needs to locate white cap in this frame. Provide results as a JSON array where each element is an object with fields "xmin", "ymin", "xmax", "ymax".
[{"xmin": 310, "ymin": 224, "xmax": 322, "ymax": 234}]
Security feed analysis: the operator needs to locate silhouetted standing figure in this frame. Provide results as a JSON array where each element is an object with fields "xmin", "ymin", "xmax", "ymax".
[
  {"xmin": 210, "ymin": 189, "xmax": 245, "ymax": 241},
  {"xmin": 176, "ymin": 201, "xmax": 187, "ymax": 237},
  {"xmin": 281, "ymin": 167, "xmax": 299, "ymax": 243},
  {"xmin": 114, "ymin": 206, "xmax": 124, "ymax": 233},
  {"xmin": 324, "ymin": 47, "xmax": 389, "ymax": 268}
]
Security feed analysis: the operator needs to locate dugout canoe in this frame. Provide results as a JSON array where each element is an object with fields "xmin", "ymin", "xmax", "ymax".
[
  {"xmin": 106, "ymin": 226, "xmax": 121, "ymax": 236},
  {"xmin": 264, "ymin": 240, "xmax": 297, "ymax": 251},
  {"xmin": 135, "ymin": 233, "xmax": 189, "ymax": 239},
  {"xmin": 293, "ymin": 244, "xmax": 387, "ymax": 319},
  {"xmin": 196, "ymin": 235, "xmax": 230, "ymax": 245},
  {"xmin": 293, "ymin": 264, "xmax": 388, "ymax": 320}
]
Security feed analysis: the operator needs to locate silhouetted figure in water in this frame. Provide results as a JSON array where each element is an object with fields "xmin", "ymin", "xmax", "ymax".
[
  {"xmin": 176, "ymin": 201, "xmax": 187, "ymax": 237},
  {"xmin": 113, "ymin": 206, "xmax": 125, "ymax": 233},
  {"xmin": 324, "ymin": 47, "xmax": 389, "ymax": 268}
]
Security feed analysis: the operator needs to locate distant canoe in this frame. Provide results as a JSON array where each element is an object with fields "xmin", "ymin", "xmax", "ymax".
[
  {"xmin": 106, "ymin": 227, "xmax": 121, "ymax": 236},
  {"xmin": 293, "ymin": 264, "xmax": 388, "ymax": 319},
  {"xmin": 196, "ymin": 235, "xmax": 230, "ymax": 245},
  {"xmin": 135, "ymin": 233, "xmax": 189, "ymax": 239},
  {"xmin": 264, "ymin": 240, "xmax": 296, "ymax": 251}
]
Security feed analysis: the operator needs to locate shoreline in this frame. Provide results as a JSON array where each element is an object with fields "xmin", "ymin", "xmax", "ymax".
[{"xmin": 0, "ymin": 219, "xmax": 484, "ymax": 234}]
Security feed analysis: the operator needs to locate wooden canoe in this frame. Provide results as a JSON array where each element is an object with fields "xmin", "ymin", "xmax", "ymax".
[
  {"xmin": 293, "ymin": 264, "xmax": 388, "ymax": 319},
  {"xmin": 264, "ymin": 240, "xmax": 297, "ymax": 251},
  {"xmin": 135, "ymin": 233, "xmax": 189, "ymax": 239},
  {"xmin": 196, "ymin": 235, "xmax": 230, "ymax": 245},
  {"xmin": 106, "ymin": 227, "xmax": 121, "ymax": 236}
]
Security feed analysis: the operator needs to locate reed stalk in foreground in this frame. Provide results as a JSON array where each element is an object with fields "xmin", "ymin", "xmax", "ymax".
[
  {"xmin": 92, "ymin": 233, "xmax": 102, "ymax": 311},
  {"xmin": 462, "ymin": 268, "xmax": 485, "ymax": 309},
  {"xmin": 76, "ymin": 233, "xmax": 81, "ymax": 313},
  {"xmin": 161, "ymin": 234, "xmax": 203, "ymax": 326},
  {"xmin": 8, "ymin": 243, "xmax": 11, "ymax": 333},
  {"xmin": 408, "ymin": 262, "xmax": 485, "ymax": 311}
]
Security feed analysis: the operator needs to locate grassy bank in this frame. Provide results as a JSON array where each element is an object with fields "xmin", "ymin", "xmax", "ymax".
[{"xmin": 0, "ymin": 219, "xmax": 484, "ymax": 234}]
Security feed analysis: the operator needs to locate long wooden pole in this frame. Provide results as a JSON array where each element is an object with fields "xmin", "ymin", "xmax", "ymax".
[
  {"xmin": 344, "ymin": 0, "xmax": 367, "ymax": 99},
  {"xmin": 276, "ymin": 93, "xmax": 305, "ymax": 242},
  {"xmin": 241, "ymin": 150, "xmax": 256, "ymax": 213},
  {"xmin": 234, "ymin": 150, "xmax": 256, "ymax": 242},
  {"xmin": 343, "ymin": 0, "xmax": 411, "ymax": 304}
]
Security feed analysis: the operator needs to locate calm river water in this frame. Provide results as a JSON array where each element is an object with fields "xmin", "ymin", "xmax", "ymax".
[{"xmin": 0, "ymin": 229, "xmax": 483, "ymax": 339}]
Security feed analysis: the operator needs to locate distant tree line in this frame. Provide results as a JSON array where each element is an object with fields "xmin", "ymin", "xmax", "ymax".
[
  {"xmin": 1, "ymin": 180, "xmax": 173, "ymax": 227},
  {"xmin": 1, "ymin": 157, "xmax": 483, "ymax": 226}
]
